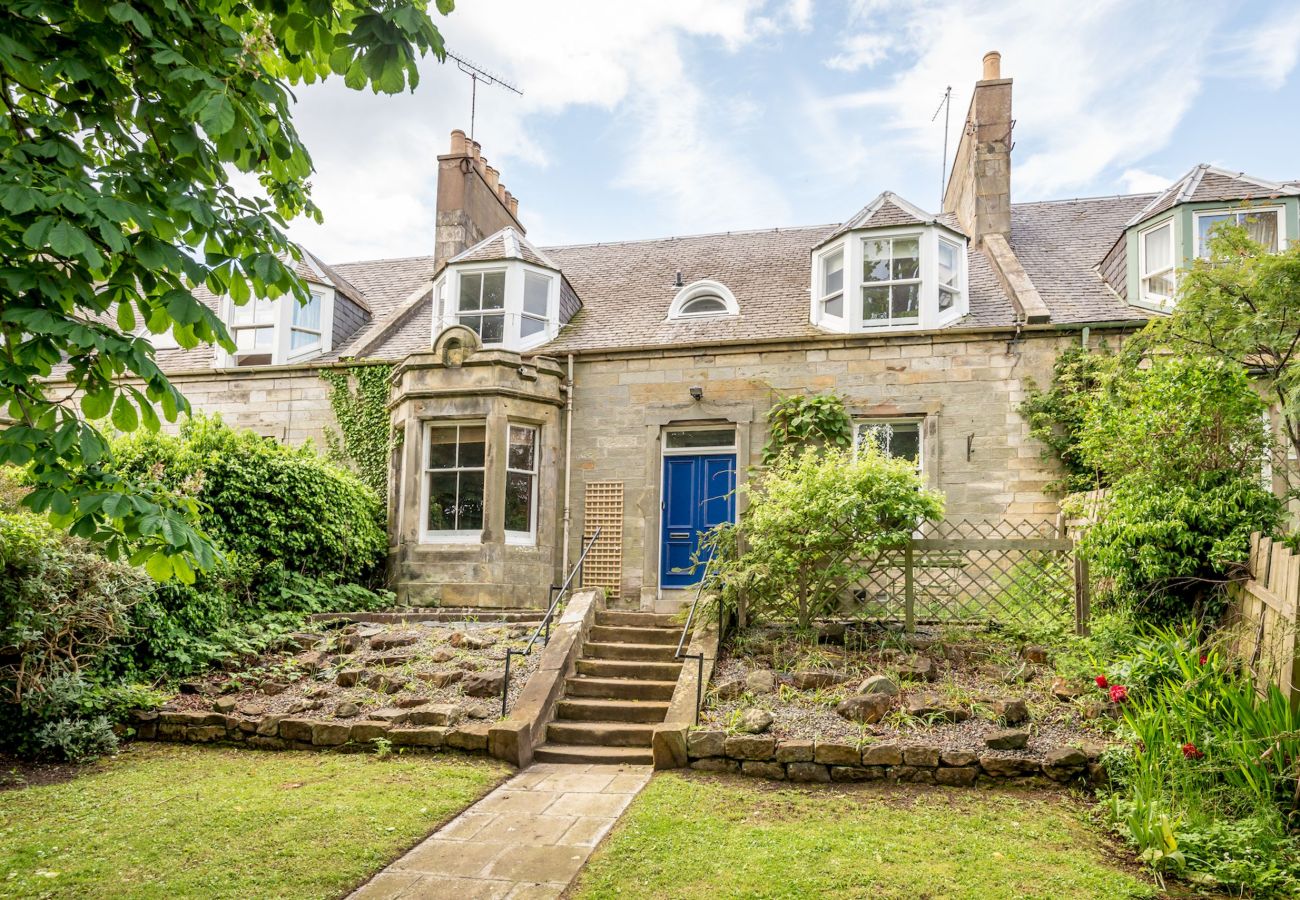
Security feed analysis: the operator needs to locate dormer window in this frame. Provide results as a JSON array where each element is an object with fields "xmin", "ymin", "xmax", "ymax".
[
  {"xmin": 811, "ymin": 225, "xmax": 968, "ymax": 333},
  {"xmin": 220, "ymin": 289, "xmax": 335, "ymax": 367},
  {"xmin": 1194, "ymin": 207, "xmax": 1281, "ymax": 257},
  {"xmin": 457, "ymin": 269, "xmax": 507, "ymax": 343},
  {"xmin": 436, "ymin": 263, "xmax": 559, "ymax": 350},
  {"xmin": 667, "ymin": 280, "xmax": 740, "ymax": 320},
  {"xmin": 1138, "ymin": 220, "xmax": 1175, "ymax": 306}
]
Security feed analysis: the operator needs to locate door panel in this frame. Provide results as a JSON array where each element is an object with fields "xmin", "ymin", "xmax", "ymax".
[{"xmin": 661, "ymin": 452, "xmax": 736, "ymax": 588}]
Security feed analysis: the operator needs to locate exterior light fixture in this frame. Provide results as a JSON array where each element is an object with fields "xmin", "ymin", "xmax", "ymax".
[{"xmin": 689, "ymin": 385, "xmax": 703, "ymax": 401}]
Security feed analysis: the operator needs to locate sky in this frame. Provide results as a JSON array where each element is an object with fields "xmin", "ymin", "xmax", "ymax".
[{"xmin": 280, "ymin": 0, "xmax": 1300, "ymax": 263}]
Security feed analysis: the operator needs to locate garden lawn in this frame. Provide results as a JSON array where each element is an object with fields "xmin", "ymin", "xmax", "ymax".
[
  {"xmin": 0, "ymin": 743, "xmax": 508, "ymax": 899},
  {"xmin": 573, "ymin": 772, "xmax": 1155, "ymax": 900}
]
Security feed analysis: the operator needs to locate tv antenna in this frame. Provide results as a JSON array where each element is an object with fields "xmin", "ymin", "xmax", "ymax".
[
  {"xmin": 932, "ymin": 85, "xmax": 952, "ymax": 206},
  {"xmin": 446, "ymin": 51, "xmax": 523, "ymax": 143}
]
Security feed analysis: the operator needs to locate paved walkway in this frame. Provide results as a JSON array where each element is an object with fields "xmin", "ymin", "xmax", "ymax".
[{"xmin": 350, "ymin": 762, "xmax": 653, "ymax": 900}]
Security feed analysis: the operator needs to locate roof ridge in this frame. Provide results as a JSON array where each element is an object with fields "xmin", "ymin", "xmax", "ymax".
[{"xmin": 541, "ymin": 223, "xmax": 839, "ymax": 252}]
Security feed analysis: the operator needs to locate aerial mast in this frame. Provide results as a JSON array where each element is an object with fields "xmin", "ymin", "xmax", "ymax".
[{"xmin": 445, "ymin": 51, "xmax": 523, "ymax": 143}]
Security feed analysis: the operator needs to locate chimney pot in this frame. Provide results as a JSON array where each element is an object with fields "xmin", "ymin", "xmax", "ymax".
[
  {"xmin": 507, "ymin": 194, "xmax": 519, "ymax": 218},
  {"xmin": 982, "ymin": 50, "xmax": 1001, "ymax": 80},
  {"xmin": 449, "ymin": 129, "xmax": 467, "ymax": 156},
  {"xmin": 470, "ymin": 140, "xmax": 482, "ymax": 161},
  {"xmin": 484, "ymin": 165, "xmax": 500, "ymax": 192},
  {"xmin": 496, "ymin": 182, "xmax": 508, "ymax": 203}
]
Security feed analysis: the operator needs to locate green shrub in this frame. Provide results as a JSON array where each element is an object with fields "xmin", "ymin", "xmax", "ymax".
[
  {"xmin": 706, "ymin": 445, "xmax": 943, "ymax": 628},
  {"xmin": 110, "ymin": 416, "xmax": 386, "ymax": 584},
  {"xmin": 1019, "ymin": 344, "xmax": 1114, "ymax": 493},
  {"xmin": 32, "ymin": 716, "xmax": 119, "ymax": 762}
]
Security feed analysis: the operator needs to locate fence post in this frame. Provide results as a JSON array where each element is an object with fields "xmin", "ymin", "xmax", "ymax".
[
  {"xmin": 1074, "ymin": 554, "xmax": 1091, "ymax": 637},
  {"xmin": 904, "ymin": 543, "xmax": 916, "ymax": 633}
]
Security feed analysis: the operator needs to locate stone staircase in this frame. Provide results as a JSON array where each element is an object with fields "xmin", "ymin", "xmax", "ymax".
[{"xmin": 533, "ymin": 610, "xmax": 682, "ymax": 765}]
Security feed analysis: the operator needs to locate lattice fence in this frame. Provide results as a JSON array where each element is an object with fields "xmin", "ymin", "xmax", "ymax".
[
  {"xmin": 846, "ymin": 518, "xmax": 1086, "ymax": 632},
  {"xmin": 582, "ymin": 481, "xmax": 624, "ymax": 600}
]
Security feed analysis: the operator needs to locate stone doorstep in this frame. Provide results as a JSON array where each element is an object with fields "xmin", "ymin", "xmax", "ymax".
[{"xmin": 133, "ymin": 709, "xmax": 496, "ymax": 757}]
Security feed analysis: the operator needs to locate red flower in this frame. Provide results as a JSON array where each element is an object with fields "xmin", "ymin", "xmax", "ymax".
[
  {"xmin": 1095, "ymin": 675, "xmax": 1109, "ymax": 689},
  {"xmin": 1108, "ymin": 684, "xmax": 1129, "ymax": 704},
  {"xmin": 1199, "ymin": 655, "xmax": 1208, "ymax": 666},
  {"xmin": 1182, "ymin": 743, "xmax": 1204, "ymax": 760}
]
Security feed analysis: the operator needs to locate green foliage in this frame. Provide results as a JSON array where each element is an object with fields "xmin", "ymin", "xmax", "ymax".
[
  {"xmin": 1019, "ymin": 345, "xmax": 1113, "ymax": 492},
  {"xmin": 31, "ymin": 715, "xmax": 118, "ymax": 762},
  {"xmin": 1076, "ymin": 357, "xmax": 1282, "ymax": 619},
  {"xmin": 706, "ymin": 445, "xmax": 943, "ymax": 628},
  {"xmin": 322, "ymin": 363, "xmax": 396, "ymax": 496},
  {"xmin": 0, "ymin": 0, "xmax": 451, "ymax": 572},
  {"xmin": 1146, "ymin": 223, "xmax": 1300, "ymax": 477},
  {"xmin": 110, "ymin": 416, "xmax": 386, "ymax": 584},
  {"xmin": 1096, "ymin": 624, "xmax": 1300, "ymax": 896},
  {"xmin": 761, "ymin": 392, "xmax": 853, "ymax": 465}
]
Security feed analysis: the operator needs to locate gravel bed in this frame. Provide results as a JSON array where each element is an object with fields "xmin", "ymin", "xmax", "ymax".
[
  {"xmin": 166, "ymin": 618, "xmax": 543, "ymax": 722},
  {"xmin": 699, "ymin": 624, "xmax": 1112, "ymax": 759}
]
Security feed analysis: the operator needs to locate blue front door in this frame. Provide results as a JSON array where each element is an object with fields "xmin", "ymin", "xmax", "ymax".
[{"xmin": 660, "ymin": 453, "xmax": 736, "ymax": 588}]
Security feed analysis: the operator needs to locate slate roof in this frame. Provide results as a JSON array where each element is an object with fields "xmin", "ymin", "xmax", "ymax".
[
  {"xmin": 820, "ymin": 192, "xmax": 967, "ymax": 245},
  {"xmin": 1126, "ymin": 165, "xmax": 1300, "ymax": 227},
  {"xmin": 448, "ymin": 227, "xmax": 557, "ymax": 270}
]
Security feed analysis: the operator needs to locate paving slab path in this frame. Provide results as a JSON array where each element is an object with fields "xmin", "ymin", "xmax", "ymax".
[{"xmin": 350, "ymin": 762, "xmax": 652, "ymax": 900}]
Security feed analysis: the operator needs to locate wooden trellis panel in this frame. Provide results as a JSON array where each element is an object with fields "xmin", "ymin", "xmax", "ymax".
[{"xmin": 583, "ymin": 481, "xmax": 624, "ymax": 600}]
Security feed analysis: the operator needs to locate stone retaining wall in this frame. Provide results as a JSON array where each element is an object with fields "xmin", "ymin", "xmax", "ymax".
[
  {"xmin": 133, "ymin": 709, "xmax": 492, "ymax": 755},
  {"xmin": 685, "ymin": 730, "xmax": 1103, "ymax": 787}
]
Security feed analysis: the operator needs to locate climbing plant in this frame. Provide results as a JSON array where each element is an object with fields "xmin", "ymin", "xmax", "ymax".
[
  {"xmin": 321, "ymin": 363, "xmax": 395, "ymax": 496},
  {"xmin": 761, "ymin": 391, "xmax": 853, "ymax": 465}
]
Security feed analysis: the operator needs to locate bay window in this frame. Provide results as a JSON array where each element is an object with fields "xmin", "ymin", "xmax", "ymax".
[
  {"xmin": 423, "ymin": 423, "xmax": 486, "ymax": 540},
  {"xmin": 1195, "ymin": 207, "xmax": 1281, "ymax": 257},
  {"xmin": 437, "ymin": 262, "xmax": 559, "ymax": 350},
  {"xmin": 458, "ymin": 270, "xmax": 507, "ymax": 344},
  {"xmin": 1138, "ymin": 220, "xmax": 1175, "ymax": 306},
  {"xmin": 230, "ymin": 298, "xmax": 277, "ymax": 366},
  {"xmin": 811, "ymin": 227, "xmax": 967, "ymax": 332},
  {"xmin": 221, "ymin": 289, "xmax": 335, "ymax": 367}
]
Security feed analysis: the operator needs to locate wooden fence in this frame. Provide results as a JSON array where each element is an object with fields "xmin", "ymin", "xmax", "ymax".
[{"xmin": 1227, "ymin": 533, "xmax": 1300, "ymax": 703}]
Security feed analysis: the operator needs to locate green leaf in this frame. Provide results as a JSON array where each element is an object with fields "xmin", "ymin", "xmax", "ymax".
[
  {"xmin": 199, "ymin": 92, "xmax": 236, "ymax": 136},
  {"xmin": 111, "ymin": 394, "xmax": 139, "ymax": 432},
  {"xmin": 145, "ymin": 552, "xmax": 174, "ymax": 581},
  {"xmin": 81, "ymin": 390, "xmax": 113, "ymax": 420}
]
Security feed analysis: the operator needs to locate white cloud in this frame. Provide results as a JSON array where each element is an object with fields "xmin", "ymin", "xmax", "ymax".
[
  {"xmin": 807, "ymin": 0, "xmax": 1299, "ymax": 202},
  {"xmin": 1220, "ymin": 7, "xmax": 1300, "ymax": 89},
  {"xmin": 826, "ymin": 33, "xmax": 893, "ymax": 72},
  {"xmin": 1119, "ymin": 168, "xmax": 1174, "ymax": 194},
  {"xmin": 281, "ymin": 0, "xmax": 797, "ymax": 259}
]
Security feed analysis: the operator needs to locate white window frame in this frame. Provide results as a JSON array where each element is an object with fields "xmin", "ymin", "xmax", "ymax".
[
  {"xmin": 288, "ymin": 291, "xmax": 325, "ymax": 357},
  {"xmin": 1138, "ymin": 219, "xmax": 1176, "ymax": 307},
  {"xmin": 454, "ymin": 266, "xmax": 509, "ymax": 345},
  {"xmin": 662, "ymin": 425, "xmax": 738, "ymax": 456},
  {"xmin": 504, "ymin": 423, "xmax": 540, "ymax": 545},
  {"xmin": 420, "ymin": 421, "xmax": 487, "ymax": 544},
  {"xmin": 218, "ymin": 287, "xmax": 336, "ymax": 368},
  {"xmin": 852, "ymin": 418, "xmax": 924, "ymax": 474},
  {"xmin": 861, "ymin": 233, "xmax": 923, "ymax": 327},
  {"xmin": 938, "ymin": 237, "xmax": 962, "ymax": 313},
  {"xmin": 437, "ymin": 262, "xmax": 559, "ymax": 350},
  {"xmin": 819, "ymin": 245, "xmax": 845, "ymax": 320},
  {"xmin": 1193, "ymin": 206, "xmax": 1285, "ymax": 258},
  {"xmin": 667, "ymin": 279, "xmax": 740, "ymax": 321},
  {"xmin": 811, "ymin": 226, "xmax": 967, "ymax": 333}
]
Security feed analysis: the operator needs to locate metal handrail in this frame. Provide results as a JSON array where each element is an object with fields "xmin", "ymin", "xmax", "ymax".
[
  {"xmin": 675, "ymin": 555, "xmax": 713, "ymax": 725},
  {"xmin": 500, "ymin": 527, "xmax": 601, "ymax": 716}
]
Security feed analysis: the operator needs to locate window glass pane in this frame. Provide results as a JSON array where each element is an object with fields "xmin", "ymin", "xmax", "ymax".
[
  {"xmin": 666, "ymin": 429, "xmax": 735, "ymax": 449},
  {"xmin": 458, "ymin": 273, "xmax": 482, "ymax": 311},
  {"xmin": 858, "ymin": 421, "xmax": 921, "ymax": 465},
  {"xmin": 480, "ymin": 314, "xmax": 505, "ymax": 344},
  {"xmin": 458, "ymin": 425, "xmax": 486, "ymax": 468},
  {"xmin": 457, "ymin": 471, "xmax": 485, "ymax": 530},
  {"xmin": 680, "ymin": 296, "xmax": 727, "ymax": 315},
  {"xmin": 824, "ymin": 294, "xmax": 844, "ymax": 318},
  {"xmin": 1243, "ymin": 211, "xmax": 1279, "ymax": 250},
  {"xmin": 521, "ymin": 315, "xmax": 546, "ymax": 338},
  {"xmin": 427, "ymin": 428, "xmax": 457, "ymax": 468},
  {"xmin": 482, "ymin": 271, "xmax": 506, "ymax": 309},
  {"xmin": 505, "ymin": 472, "xmax": 534, "ymax": 533},
  {"xmin": 459, "ymin": 314, "xmax": 481, "ymax": 336},
  {"xmin": 236, "ymin": 325, "xmax": 274, "ymax": 352},
  {"xmin": 824, "ymin": 250, "xmax": 844, "ymax": 295},
  {"xmin": 523, "ymin": 271, "xmax": 550, "ymax": 316},
  {"xmin": 1144, "ymin": 223, "xmax": 1172, "ymax": 273},
  {"xmin": 892, "ymin": 238, "xmax": 920, "ymax": 280},
  {"xmin": 893, "ymin": 282, "xmax": 920, "ymax": 318},
  {"xmin": 508, "ymin": 426, "xmax": 536, "ymax": 471},
  {"xmin": 290, "ymin": 328, "xmax": 318, "ymax": 350},
  {"xmin": 863, "ymin": 239, "xmax": 890, "ymax": 282},
  {"xmin": 862, "ymin": 286, "xmax": 890, "ymax": 320},
  {"xmin": 426, "ymin": 471, "xmax": 458, "ymax": 529},
  {"xmin": 293, "ymin": 294, "xmax": 321, "ymax": 330},
  {"xmin": 939, "ymin": 287, "xmax": 956, "ymax": 312},
  {"xmin": 938, "ymin": 241, "xmax": 959, "ymax": 287},
  {"xmin": 231, "ymin": 298, "xmax": 274, "ymax": 325}
]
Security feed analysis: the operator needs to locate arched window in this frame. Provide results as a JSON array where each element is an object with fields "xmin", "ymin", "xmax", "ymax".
[{"xmin": 668, "ymin": 280, "xmax": 739, "ymax": 320}]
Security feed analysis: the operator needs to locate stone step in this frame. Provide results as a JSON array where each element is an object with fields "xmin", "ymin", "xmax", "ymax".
[
  {"xmin": 588, "ymin": 625, "xmax": 680, "ymax": 646},
  {"xmin": 576, "ymin": 658, "xmax": 683, "ymax": 680},
  {"xmin": 595, "ymin": 611, "xmax": 681, "ymax": 629},
  {"xmin": 555, "ymin": 697, "xmax": 671, "ymax": 724},
  {"xmin": 564, "ymin": 676, "xmax": 678, "ymax": 701},
  {"xmin": 547, "ymin": 720, "xmax": 656, "ymax": 747},
  {"xmin": 584, "ymin": 641, "xmax": 679, "ymax": 662},
  {"xmin": 532, "ymin": 743, "xmax": 654, "ymax": 765}
]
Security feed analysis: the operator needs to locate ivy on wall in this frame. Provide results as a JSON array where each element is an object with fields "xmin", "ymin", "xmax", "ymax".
[
  {"xmin": 761, "ymin": 391, "xmax": 854, "ymax": 465},
  {"xmin": 321, "ymin": 364, "xmax": 396, "ymax": 497}
]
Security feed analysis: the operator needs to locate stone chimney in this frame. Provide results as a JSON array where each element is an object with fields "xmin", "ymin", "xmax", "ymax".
[
  {"xmin": 942, "ymin": 51, "xmax": 1012, "ymax": 245},
  {"xmin": 435, "ymin": 130, "xmax": 525, "ymax": 266}
]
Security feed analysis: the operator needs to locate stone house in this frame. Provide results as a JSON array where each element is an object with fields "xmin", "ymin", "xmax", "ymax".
[{"xmin": 130, "ymin": 52, "xmax": 1300, "ymax": 610}]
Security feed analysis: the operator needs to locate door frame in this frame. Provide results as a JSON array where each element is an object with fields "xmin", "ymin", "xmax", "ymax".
[{"xmin": 657, "ymin": 426, "xmax": 738, "ymax": 589}]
